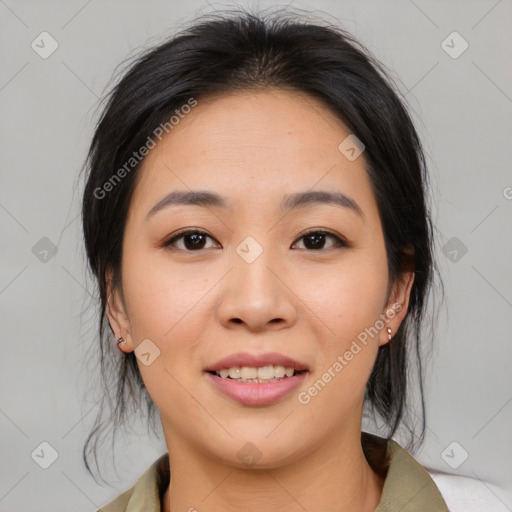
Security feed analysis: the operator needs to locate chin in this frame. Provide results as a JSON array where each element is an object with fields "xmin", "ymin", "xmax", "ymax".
[{"xmin": 198, "ymin": 428, "xmax": 314, "ymax": 470}]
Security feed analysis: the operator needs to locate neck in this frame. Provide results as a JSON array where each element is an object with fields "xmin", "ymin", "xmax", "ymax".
[{"xmin": 162, "ymin": 427, "xmax": 384, "ymax": 512}]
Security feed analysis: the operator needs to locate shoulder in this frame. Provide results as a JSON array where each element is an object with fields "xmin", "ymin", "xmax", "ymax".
[
  {"xmin": 428, "ymin": 471, "xmax": 512, "ymax": 512},
  {"xmin": 98, "ymin": 489, "xmax": 132, "ymax": 512},
  {"xmin": 362, "ymin": 432, "xmax": 449, "ymax": 512},
  {"xmin": 97, "ymin": 453, "xmax": 170, "ymax": 512}
]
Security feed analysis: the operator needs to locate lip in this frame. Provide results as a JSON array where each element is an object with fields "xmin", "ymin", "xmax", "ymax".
[
  {"xmin": 206, "ymin": 371, "xmax": 308, "ymax": 406},
  {"xmin": 204, "ymin": 352, "xmax": 309, "ymax": 406},
  {"xmin": 204, "ymin": 352, "xmax": 309, "ymax": 373}
]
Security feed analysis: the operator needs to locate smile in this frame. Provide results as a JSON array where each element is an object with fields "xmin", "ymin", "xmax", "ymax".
[
  {"xmin": 214, "ymin": 364, "xmax": 299, "ymax": 382},
  {"xmin": 204, "ymin": 353, "xmax": 309, "ymax": 406}
]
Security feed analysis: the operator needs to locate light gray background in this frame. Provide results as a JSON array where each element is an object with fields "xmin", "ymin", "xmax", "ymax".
[{"xmin": 1, "ymin": 0, "xmax": 511, "ymax": 510}]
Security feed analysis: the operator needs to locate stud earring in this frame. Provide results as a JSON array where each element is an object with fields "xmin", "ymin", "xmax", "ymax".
[
  {"xmin": 387, "ymin": 327, "xmax": 392, "ymax": 341},
  {"xmin": 116, "ymin": 336, "xmax": 126, "ymax": 350}
]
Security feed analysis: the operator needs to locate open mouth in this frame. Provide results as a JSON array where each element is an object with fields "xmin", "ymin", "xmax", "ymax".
[
  {"xmin": 205, "ymin": 354, "xmax": 309, "ymax": 405},
  {"xmin": 207, "ymin": 365, "xmax": 308, "ymax": 383}
]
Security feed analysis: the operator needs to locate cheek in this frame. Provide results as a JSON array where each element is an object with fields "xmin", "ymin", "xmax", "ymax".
[
  {"xmin": 297, "ymin": 250, "xmax": 389, "ymax": 344},
  {"xmin": 294, "ymin": 256, "xmax": 389, "ymax": 421},
  {"xmin": 121, "ymin": 247, "xmax": 219, "ymax": 350},
  {"xmin": 120, "ymin": 249, "xmax": 220, "ymax": 419}
]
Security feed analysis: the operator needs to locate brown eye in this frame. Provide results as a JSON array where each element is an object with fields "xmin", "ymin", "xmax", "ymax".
[
  {"xmin": 163, "ymin": 230, "xmax": 218, "ymax": 251},
  {"xmin": 292, "ymin": 230, "xmax": 347, "ymax": 250}
]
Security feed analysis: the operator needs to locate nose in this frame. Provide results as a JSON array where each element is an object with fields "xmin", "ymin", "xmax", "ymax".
[{"xmin": 216, "ymin": 248, "xmax": 298, "ymax": 333}]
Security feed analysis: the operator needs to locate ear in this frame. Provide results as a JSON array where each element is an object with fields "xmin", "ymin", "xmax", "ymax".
[
  {"xmin": 105, "ymin": 267, "xmax": 134, "ymax": 352},
  {"xmin": 378, "ymin": 267, "xmax": 415, "ymax": 348}
]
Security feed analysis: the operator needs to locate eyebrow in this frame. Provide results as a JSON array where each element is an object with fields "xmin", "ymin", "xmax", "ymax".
[
  {"xmin": 146, "ymin": 189, "xmax": 363, "ymax": 220},
  {"xmin": 146, "ymin": 191, "xmax": 230, "ymax": 220},
  {"xmin": 281, "ymin": 190, "xmax": 363, "ymax": 218}
]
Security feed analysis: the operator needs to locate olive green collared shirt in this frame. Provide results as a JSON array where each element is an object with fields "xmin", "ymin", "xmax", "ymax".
[{"xmin": 98, "ymin": 433, "xmax": 448, "ymax": 512}]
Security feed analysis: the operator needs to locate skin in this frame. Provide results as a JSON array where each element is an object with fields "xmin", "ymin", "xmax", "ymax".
[{"xmin": 106, "ymin": 89, "xmax": 414, "ymax": 512}]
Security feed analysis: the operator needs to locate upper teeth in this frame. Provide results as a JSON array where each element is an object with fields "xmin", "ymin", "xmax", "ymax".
[{"xmin": 217, "ymin": 365, "xmax": 295, "ymax": 380}]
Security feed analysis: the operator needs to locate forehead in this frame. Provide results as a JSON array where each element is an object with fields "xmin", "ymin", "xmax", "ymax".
[{"xmin": 129, "ymin": 89, "xmax": 376, "ymax": 216}]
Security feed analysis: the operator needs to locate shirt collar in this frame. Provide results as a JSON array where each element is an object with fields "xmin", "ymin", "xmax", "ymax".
[{"xmin": 101, "ymin": 433, "xmax": 448, "ymax": 512}]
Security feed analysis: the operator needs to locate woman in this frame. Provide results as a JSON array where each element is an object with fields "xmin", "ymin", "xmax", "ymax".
[{"xmin": 81, "ymin": 9, "xmax": 447, "ymax": 511}]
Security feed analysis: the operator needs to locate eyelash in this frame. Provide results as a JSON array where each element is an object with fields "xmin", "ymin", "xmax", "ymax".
[{"xmin": 162, "ymin": 229, "xmax": 349, "ymax": 252}]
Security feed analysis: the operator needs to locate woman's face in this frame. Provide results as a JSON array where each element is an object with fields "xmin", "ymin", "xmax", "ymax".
[{"xmin": 107, "ymin": 89, "xmax": 413, "ymax": 468}]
